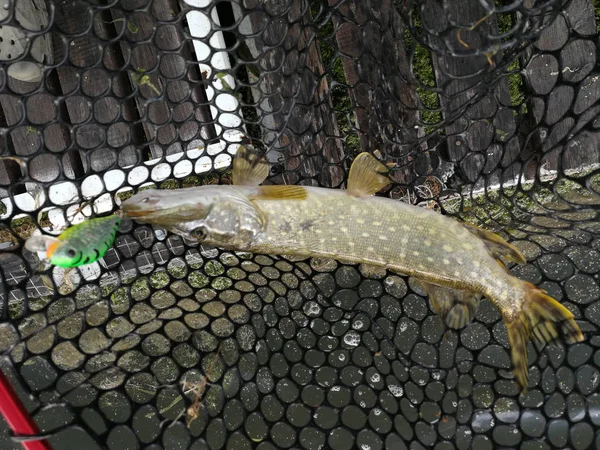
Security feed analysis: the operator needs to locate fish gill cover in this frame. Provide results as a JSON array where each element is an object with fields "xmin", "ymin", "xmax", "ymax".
[{"xmin": 0, "ymin": 0, "xmax": 599, "ymax": 448}]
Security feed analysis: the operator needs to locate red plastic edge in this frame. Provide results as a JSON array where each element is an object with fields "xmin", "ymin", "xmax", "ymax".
[{"xmin": 0, "ymin": 369, "xmax": 52, "ymax": 450}]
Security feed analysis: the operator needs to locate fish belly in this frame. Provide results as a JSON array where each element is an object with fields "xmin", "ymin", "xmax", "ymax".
[{"xmin": 249, "ymin": 187, "xmax": 504, "ymax": 293}]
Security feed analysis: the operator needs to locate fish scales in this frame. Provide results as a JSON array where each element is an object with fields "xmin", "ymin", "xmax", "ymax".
[{"xmin": 250, "ymin": 187, "xmax": 498, "ymax": 294}]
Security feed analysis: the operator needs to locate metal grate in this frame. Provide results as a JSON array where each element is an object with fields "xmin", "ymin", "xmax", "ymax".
[{"xmin": 1, "ymin": 0, "xmax": 600, "ymax": 448}]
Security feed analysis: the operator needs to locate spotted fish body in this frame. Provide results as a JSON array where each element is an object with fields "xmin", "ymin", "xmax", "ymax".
[
  {"xmin": 26, "ymin": 215, "xmax": 121, "ymax": 268},
  {"xmin": 122, "ymin": 148, "xmax": 584, "ymax": 392}
]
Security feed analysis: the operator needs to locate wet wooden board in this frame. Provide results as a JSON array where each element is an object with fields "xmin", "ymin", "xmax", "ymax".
[
  {"xmin": 521, "ymin": 0, "xmax": 598, "ymax": 177},
  {"xmin": 239, "ymin": 0, "xmax": 345, "ymax": 188},
  {"xmin": 422, "ymin": 0, "xmax": 517, "ymax": 186},
  {"xmin": 329, "ymin": 0, "xmax": 424, "ymax": 186}
]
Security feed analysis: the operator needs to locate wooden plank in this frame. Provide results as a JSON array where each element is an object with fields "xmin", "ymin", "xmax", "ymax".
[
  {"xmin": 330, "ymin": 0, "xmax": 423, "ymax": 186},
  {"xmin": 424, "ymin": 0, "xmax": 516, "ymax": 185},
  {"xmin": 521, "ymin": 0, "xmax": 598, "ymax": 177},
  {"xmin": 293, "ymin": 9, "xmax": 345, "ymax": 188},
  {"xmin": 0, "ymin": 158, "xmax": 23, "ymax": 185},
  {"xmin": 236, "ymin": 0, "xmax": 344, "ymax": 188}
]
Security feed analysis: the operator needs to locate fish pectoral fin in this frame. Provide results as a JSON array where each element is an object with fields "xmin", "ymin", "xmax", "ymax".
[
  {"xmin": 421, "ymin": 281, "xmax": 480, "ymax": 330},
  {"xmin": 232, "ymin": 145, "xmax": 270, "ymax": 186},
  {"xmin": 461, "ymin": 222, "xmax": 526, "ymax": 265},
  {"xmin": 249, "ymin": 185, "xmax": 308, "ymax": 201},
  {"xmin": 346, "ymin": 152, "xmax": 391, "ymax": 197}
]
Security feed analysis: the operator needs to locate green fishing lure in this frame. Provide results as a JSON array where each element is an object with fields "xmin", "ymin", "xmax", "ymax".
[{"xmin": 25, "ymin": 215, "xmax": 121, "ymax": 268}]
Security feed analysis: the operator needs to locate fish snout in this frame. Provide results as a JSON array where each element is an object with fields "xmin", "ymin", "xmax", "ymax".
[
  {"xmin": 123, "ymin": 208, "xmax": 156, "ymax": 218},
  {"xmin": 121, "ymin": 197, "xmax": 160, "ymax": 218}
]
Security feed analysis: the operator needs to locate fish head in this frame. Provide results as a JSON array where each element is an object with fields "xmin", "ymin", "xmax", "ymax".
[
  {"xmin": 121, "ymin": 188, "xmax": 210, "ymax": 224},
  {"xmin": 121, "ymin": 186, "xmax": 264, "ymax": 248}
]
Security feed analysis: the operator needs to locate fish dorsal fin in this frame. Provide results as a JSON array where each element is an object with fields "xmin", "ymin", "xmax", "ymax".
[
  {"xmin": 347, "ymin": 152, "xmax": 390, "ymax": 197},
  {"xmin": 461, "ymin": 222, "xmax": 526, "ymax": 265},
  {"xmin": 232, "ymin": 145, "xmax": 269, "ymax": 186},
  {"xmin": 249, "ymin": 185, "xmax": 308, "ymax": 201}
]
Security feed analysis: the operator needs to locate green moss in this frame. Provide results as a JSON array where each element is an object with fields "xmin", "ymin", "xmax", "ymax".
[
  {"xmin": 507, "ymin": 60, "xmax": 526, "ymax": 110},
  {"xmin": 150, "ymin": 270, "xmax": 170, "ymax": 289},
  {"xmin": 204, "ymin": 260, "xmax": 225, "ymax": 277},
  {"xmin": 189, "ymin": 271, "xmax": 210, "ymax": 289},
  {"xmin": 110, "ymin": 287, "xmax": 130, "ymax": 314},
  {"xmin": 101, "ymin": 279, "xmax": 119, "ymax": 297},
  {"xmin": 138, "ymin": 184, "xmax": 157, "ymax": 192},
  {"xmin": 11, "ymin": 215, "xmax": 37, "ymax": 239},
  {"xmin": 211, "ymin": 277, "xmax": 233, "ymax": 291},
  {"xmin": 0, "ymin": 227, "xmax": 18, "ymax": 249},
  {"xmin": 28, "ymin": 296, "xmax": 52, "ymax": 311},
  {"xmin": 160, "ymin": 179, "xmax": 180, "ymax": 190},
  {"xmin": 182, "ymin": 176, "xmax": 201, "ymax": 188},
  {"xmin": 38, "ymin": 210, "xmax": 52, "ymax": 230},
  {"xmin": 116, "ymin": 190, "xmax": 134, "ymax": 202},
  {"xmin": 131, "ymin": 278, "xmax": 151, "ymax": 301},
  {"xmin": 167, "ymin": 261, "xmax": 187, "ymax": 279},
  {"xmin": 495, "ymin": 3, "xmax": 513, "ymax": 36},
  {"xmin": 8, "ymin": 298, "xmax": 26, "ymax": 319}
]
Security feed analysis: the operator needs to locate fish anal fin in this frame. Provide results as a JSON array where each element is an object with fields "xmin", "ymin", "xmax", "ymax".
[
  {"xmin": 347, "ymin": 152, "xmax": 390, "ymax": 197},
  {"xmin": 232, "ymin": 145, "xmax": 269, "ymax": 186},
  {"xmin": 501, "ymin": 281, "xmax": 584, "ymax": 394},
  {"xmin": 462, "ymin": 222, "xmax": 526, "ymax": 265},
  {"xmin": 250, "ymin": 185, "xmax": 308, "ymax": 201},
  {"xmin": 421, "ymin": 281, "xmax": 480, "ymax": 330}
]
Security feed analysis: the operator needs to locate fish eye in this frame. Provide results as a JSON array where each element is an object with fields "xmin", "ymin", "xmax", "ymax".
[
  {"xmin": 66, "ymin": 248, "xmax": 77, "ymax": 258},
  {"xmin": 140, "ymin": 197, "xmax": 150, "ymax": 203},
  {"xmin": 192, "ymin": 226, "xmax": 208, "ymax": 241}
]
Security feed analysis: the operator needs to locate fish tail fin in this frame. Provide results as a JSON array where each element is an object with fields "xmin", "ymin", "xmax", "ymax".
[{"xmin": 503, "ymin": 281, "xmax": 584, "ymax": 393}]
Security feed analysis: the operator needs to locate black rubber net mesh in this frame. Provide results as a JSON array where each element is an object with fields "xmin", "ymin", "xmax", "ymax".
[{"xmin": 0, "ymin": 0, "xmax": 600, "ymax": 448}]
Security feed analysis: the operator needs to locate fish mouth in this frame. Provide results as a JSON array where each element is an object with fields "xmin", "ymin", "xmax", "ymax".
[
  {"xmin": 121, "ymin": 206, "xmax": 189, "ymax": 227},
  {"xmin": 123, "ymin": 208, "xmax": 157, "ymax": 218}
]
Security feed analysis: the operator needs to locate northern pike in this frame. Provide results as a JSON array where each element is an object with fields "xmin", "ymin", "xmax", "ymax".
[
  {"xmin": 121, "ymin": 147, "xmax": 584, "ymax": 392},
  {"xmin": 25, "ymin": 215, "xmax": 121, "ymax": 268}
]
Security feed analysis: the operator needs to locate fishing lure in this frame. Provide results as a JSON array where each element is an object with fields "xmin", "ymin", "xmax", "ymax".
[
  {"xmin": 121, "ymin": 147, "xmax": 584, "ymax": 393},
  {"xmin": 25, "ymin": 214, "xmax": 121, "ymax": 268}
]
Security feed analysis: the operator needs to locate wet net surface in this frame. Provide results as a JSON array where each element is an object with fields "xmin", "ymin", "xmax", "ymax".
[{"xmin": 0, "ymin": 0, "xmax": 600, "ymax": 448}]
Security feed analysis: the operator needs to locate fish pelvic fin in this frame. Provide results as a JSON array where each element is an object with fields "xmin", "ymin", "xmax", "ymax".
[
  {"xmin": 347, "ymin": 152, "xmax": 390, "ymax": 197},
  {"xmin": 421, "ymin": 281, "xmax": 481, "ymax": 330},
  {"xmin": 503, "ymin": 281, "xmax": 584, "ymax": 394},
  {"xmin": 461, "ymin": 222, "xmax": 526, "ymax": 265},
  {"xmin": 233, "ymin": 145, "xmax": 270, "ymax": 186}
]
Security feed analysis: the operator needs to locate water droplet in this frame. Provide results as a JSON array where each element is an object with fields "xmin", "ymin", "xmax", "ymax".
[
  {"xmin": 388, "ymin": 385, "xmax": 403, "ymax": 397},
  {"xmin": 343, "ymin": 331, "xmax": 360, "ymax": 347}
]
